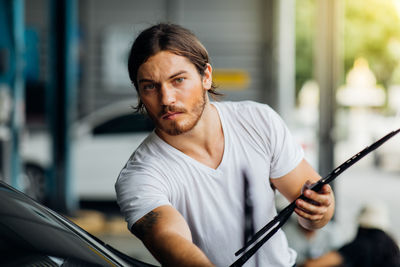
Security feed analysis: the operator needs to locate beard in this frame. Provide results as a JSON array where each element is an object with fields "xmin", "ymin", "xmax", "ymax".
[{"xmin": 149, "ymin": 90, "xmax": 207, "ymax": 136}]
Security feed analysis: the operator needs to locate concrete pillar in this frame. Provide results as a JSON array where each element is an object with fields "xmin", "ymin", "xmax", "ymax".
[{"xmin": 315, "ymin": 0, "xmax": 343, "ymax": 175}]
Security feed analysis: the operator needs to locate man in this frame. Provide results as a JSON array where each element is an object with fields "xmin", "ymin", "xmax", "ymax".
[
  {"xmin": 303, "ymin": 202, "xmax": 400, "ymax": 267},
  {"xmin": 116, "ymin": 23, "xmax": 335, "ymax": 267}
]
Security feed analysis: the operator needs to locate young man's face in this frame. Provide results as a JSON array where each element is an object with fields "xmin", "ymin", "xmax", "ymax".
[{"xmin": 137, "ymin": 51, "xmax": 212, "ymax": 136}]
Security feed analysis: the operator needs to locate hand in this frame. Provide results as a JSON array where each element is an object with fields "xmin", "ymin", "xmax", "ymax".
[{"xmin": 294, "ymin": 180, "xmax": 334, "ymax": 227}]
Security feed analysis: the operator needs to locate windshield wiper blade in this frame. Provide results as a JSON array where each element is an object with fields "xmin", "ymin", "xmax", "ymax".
[{"xmin": 230, "ymin": 128, "xmax": 400, "ymax": 267}]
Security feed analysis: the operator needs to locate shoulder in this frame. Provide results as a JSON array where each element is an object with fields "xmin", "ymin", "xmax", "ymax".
[
  {"xmin": 213, "ymin": 100, "xmax": 279, "ymax": 125},
  {"xmin": 116, "ymin": 132, "xmax": 169, "ymax": 187},
  {"xmin": 115, "ymin": 136, "xmax": 172, "ymax": 212},
  {"xmin": 213, "ymin": 100, "xmax": 274, "ymax": 113}
]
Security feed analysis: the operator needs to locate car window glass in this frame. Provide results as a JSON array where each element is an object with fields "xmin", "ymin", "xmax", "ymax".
[
  {"xmin": 93, "ymin": 114, "xmax": 154, "ymax": 135},
  {"xmin": 0, "ymin": 182, "xmax": 157, "ymax": 267}
]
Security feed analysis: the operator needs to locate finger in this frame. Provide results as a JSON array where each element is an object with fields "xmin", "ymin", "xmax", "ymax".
[
  {"xmin": 301, "ymin": 180, "xmax": 314, "ymax": 193},
  {"xmin": 296, "ymin": 198, "xmax": 328, "ymax": 215},
  {"xmin": 318, "ymin": 184, "xmax": 332, "ymax": 194},
  {"xmin": 304, "ymin": 180, "xmax": 314, "ymax": 188},
  {"xmin": 294, "ymin": 207, "xmax": 324, "ymax": 221},
  {"xmin": 303, "ymin": 189, "xmax": 332, "ymax": 207}
]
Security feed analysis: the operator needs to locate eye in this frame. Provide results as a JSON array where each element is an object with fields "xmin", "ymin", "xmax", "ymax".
[
  {"xmin": 174, "ymin": 77, "xmax": 185, "ymax": 84},
  {"xmin": 141, "ymin": 83, "xmax": 155, "ymax": 91}
]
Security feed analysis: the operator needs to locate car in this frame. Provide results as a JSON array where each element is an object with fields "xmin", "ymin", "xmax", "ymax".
[
  {"xmin": 0, "ymin": 179, "xmax": 157, "ymax": 267},
  {"xmin": 22, "ymin": 99, "xmax": 154, "ymax": 202}
]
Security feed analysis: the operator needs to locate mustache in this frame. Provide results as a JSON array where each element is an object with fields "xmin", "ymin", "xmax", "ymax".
[{"xmin": 158, "ymin": 105, "xmax": 187, "ymax": 117}]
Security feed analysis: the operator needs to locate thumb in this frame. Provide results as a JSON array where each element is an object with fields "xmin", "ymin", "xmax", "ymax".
[{"xmin": 301, "ymin": 180, "xmax": 314, "ymax": 194}]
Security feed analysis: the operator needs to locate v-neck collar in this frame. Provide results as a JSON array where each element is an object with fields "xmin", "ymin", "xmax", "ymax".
[{"xmin": 151, "ymin": 102, "xmax": 229, "ymax": 175}]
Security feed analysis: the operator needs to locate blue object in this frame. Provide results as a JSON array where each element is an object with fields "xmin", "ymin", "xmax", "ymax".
[
  {"xmin": 0, "ymin": 0, "xmax": 25, "ymax": 190},
  {"xmin": 24, "ymin": 28, "xmax": 40, "ymax": 82}
]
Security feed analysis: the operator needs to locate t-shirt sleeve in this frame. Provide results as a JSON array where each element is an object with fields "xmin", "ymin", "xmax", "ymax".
[
  {"xmin": 259, "ymin": 104, "xmax": 304, "ymax": 178},
  {"xmin": 115, "ymin": 162, "xmax": 171, "ymax": 231}
]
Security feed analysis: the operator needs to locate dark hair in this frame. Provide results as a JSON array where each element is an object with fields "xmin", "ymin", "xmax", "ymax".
[{"xmin": 127, "ymin": 23, "xmax": 221, "ymax": 112}]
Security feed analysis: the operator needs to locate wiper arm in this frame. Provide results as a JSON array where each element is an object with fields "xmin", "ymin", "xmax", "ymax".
[{"xmin": 231, "ymin": 128, "xmax": 400, "ymax": 267}]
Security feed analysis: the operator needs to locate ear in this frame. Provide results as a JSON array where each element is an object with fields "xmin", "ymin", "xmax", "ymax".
[{"xmin": 202, "ymin": 63, "xmax": 213, "ymax": 90}]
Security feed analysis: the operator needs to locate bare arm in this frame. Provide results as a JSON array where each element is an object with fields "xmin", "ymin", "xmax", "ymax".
[
  {"xmin": 302, "ymin": 251, "xmax": 344, "ymax": 267},
  {"xmin": 131, "ymin": 205, "xmax": 215, "ymax": 267},
  {"xmin": 271, "ymin": 159, "xmax": 335, "ymax": 230}
]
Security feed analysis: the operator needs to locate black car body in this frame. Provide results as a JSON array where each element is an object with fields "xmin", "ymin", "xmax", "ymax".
[{"xmin": 0, "ymin": 180, "xmax": 157, "ymax": 267}]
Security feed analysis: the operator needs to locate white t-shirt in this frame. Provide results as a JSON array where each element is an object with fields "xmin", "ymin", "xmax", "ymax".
[{"xmin": 116, "ymin": 101, "xmax": 304, "ymax": 266}]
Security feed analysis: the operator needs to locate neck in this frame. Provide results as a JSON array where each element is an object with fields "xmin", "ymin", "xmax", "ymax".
[{"xmin": 156, "ymin": 102, "xmax": 224, "ymax": 169}]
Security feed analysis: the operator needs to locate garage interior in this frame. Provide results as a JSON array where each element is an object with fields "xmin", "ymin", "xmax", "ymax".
[{"xmin": 1, "ymin": 0, "xmax": 400, "ymax": 266}]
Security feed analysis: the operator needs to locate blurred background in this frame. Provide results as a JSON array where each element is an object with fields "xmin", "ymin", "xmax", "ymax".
[{"xmin": 1, "ymin": 0, "xmax": 400, "ymax": 265}]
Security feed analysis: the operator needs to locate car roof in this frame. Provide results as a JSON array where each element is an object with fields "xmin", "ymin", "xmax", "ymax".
[{"xmin": 78, "ymin": 99, "xmax": 141, "ymax": 129}]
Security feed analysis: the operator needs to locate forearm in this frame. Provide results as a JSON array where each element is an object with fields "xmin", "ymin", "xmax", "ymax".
[
  {"xmin": 143, "ymin": 232, "xmax": 215, "ymax": 267},
  {"xmin": 303, "ymin": 251, "xmax": 343, "ymax": 267},
  {"xmin": 131, "ymin": 206, "xmax": 214, "ymax": 267}
]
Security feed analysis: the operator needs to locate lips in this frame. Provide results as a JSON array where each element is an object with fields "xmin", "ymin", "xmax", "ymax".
[
  {"xmin": 160, "ymin": 106, "xmax": 186, "ymax": 120},
  {"xmin": 161, "ymin": 112, "xmax": 182, "ymax": 120}
]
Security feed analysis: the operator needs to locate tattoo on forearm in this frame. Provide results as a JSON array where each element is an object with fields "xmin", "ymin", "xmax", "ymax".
[{"xmin": 131, "ymin": 211, "xmax": 160, "ymax": 240}]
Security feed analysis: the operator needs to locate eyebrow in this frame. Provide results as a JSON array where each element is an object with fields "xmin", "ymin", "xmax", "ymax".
[
  {"xmin": 138, "ymin": 78, "xmax": 154, "ymax": 85},
  {"xmin": 169, "ymin": 70, "xmax": 187, "ymax": 79},
  {"xmin": 138, "ymin": 70, "xmax": 187, "ymax": 84}
]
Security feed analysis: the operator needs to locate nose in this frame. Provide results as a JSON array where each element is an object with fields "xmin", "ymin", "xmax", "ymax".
[{"xmin": 160, "ymin": 84, "xmax": 176, "ymax": 105}]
